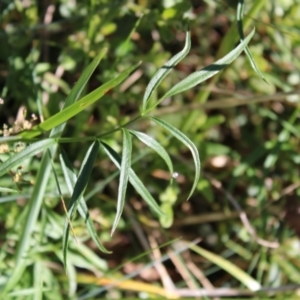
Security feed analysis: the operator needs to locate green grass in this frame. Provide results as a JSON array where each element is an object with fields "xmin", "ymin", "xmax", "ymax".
[{"xmin": 1, "ymin": 0, "xmax": 300, "ymax": 299}]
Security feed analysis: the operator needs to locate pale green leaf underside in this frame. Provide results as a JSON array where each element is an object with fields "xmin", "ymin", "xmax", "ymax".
[
  {"xmin": 111, "ymin": 129, "xmax": 132, "ymax": 235},
  {"xmin": 142, "ymin": 28, "xmax": 191, "ymax": 112},
  {"xmin": 149, "ymin": 117, "xmax": 200, "ymax": 200},
  {"xmin": 130, "ymin": 130, "xmax": 173, "ymax": 178},
  {"xmin": 161, "ymin": 28, "xmax": 255, "ymax": 100},
  {"xmin": 101, "ymin": 142, "xmax": 164, "ymax": 217}
]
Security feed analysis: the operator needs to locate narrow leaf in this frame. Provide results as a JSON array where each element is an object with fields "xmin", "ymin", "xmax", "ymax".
[
  {"xmin": 237, "ymin": 1, "xmax": 266, "ymax": 82},
  {"xmin": 101, "ymin": 142, "xmax": 164, "ymax": 217},
  {"xmin": 48, "ymin": 149, "xmax": 78, "ymax": 245},
  {"xmin": 149, "ymin": 117, "xmax": 200, "ymax": 200},
  {"xmin": 0, "ymin": 139, "xmax": 55, "ymax": 177},
  {"xmin": 142, "ymin": 28, "xmax": 191, "ymax": 112},
  {"xmin": 0, "ymin": 187, "xmax": 19, "ymax": 193},
  {"xmin": 189, "ymin": 243, "xmax": 261, "ymax": 291},
  {"xmin": 59, "ymin": 148, "xmax": 110, "ymax": 255},
  {"xmin": 114, "ymin": 15, "xmax": 143, "ymax": 63},
  {"xmin": 84, "ymin": 144, "xmax": 161, "ymax": 201},
  {"xmin": 111, "ymin": 129, "xmax": 132, "ymax": 235},
  {"xmin": 161, "ymin": 28, "xmax": 255, "ymax": 100},
  {"xmin": 0, "ymin": 136, "xmax": 20, "ymax": 143},
  {"xmin": 20, "ymin": 62, "xmax": 141, "ymax": 139},
  {"xmin": 64, "ymin": 49, "xmax": 107, "ymax": 108},
  {"xmin": 62, "ymin": 141, "xmax": 102, "ymax": 267},
  {"xmin": 51, "ymin": 48, "xmax": 108, "ymax": 137},
  {"xmin": 130, "ymin": 130, "xmax": 173, "ymax": 177}
]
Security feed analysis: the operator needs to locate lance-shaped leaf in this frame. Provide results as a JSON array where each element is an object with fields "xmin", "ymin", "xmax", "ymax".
[
  {"xmin": 111, "ymin": 129, "xmax": 132, "ymax": 235},
  {"xmin": 130, "ymin": 130, "xmax": 173, "ymax": 177},
  {"xmin": 237, "ymin": 0, "xmax": 266, "ymax": 82},
  {"xmin": 101, "ymin": 142, "xmax": 164, "ymax": 217},
  {"xmin": 62, "ymin": 49, "xmax": 107, "ymax": 111},
  {"xmin": 59, "ymin": 148, "xmax": 110, "ymax": 258},
  {"xmin": 0, "ymin": 139, "xmax": 55, "ymax": 177},
  {"xmin": 62, "ymin": 141, "xmax": 106, "ymax": 267},
  {"xmin": 142, "ymin": 28, "xmax": 191, "ymax": 112},
  {"xmin": 20, "ymin": 62, "xmax": 141, "ymax": 139},
  {"xmin": 149, "ymin": 117, "xmax": 200, "ymax": 200},
  {"xmin": 159, "ymin": 28, "xmax": 255, "ymax": 101}
]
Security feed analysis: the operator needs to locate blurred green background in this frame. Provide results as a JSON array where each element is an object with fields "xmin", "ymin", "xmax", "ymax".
[{"xmin": 1, "ymin": 0, "xmax": 300, "ymax": 299}]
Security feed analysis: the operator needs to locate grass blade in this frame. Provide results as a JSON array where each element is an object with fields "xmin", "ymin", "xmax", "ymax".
[
  {"xmin": 62, "ymin": 141, "xmax": 104, "ymax": 267},
  {"xmin": 142, "ymin": 28, "xmax": 191, "ymax": 112},
  {"xmin": 20, "ymin": 62, "xmax": 141, "ymax": 139},
  {"xmin": 101, "ymin": 142, "xmax": 164, "ymax": 217},
  {"xmin": 149, "ymin": 117, "xmax": 200, "ymax": 200},
  {"xmin": 59, "ymin": 148, "xmax": 110, "ymax": 256},
  {"xmin": 111, "ymin": 129, "xmax": 132, "ymax": 235},
  {"xmin": 130, "ymin": 130, "xmax": 173, "ymax": 177},
  {"xmin": 0, "ymin": 139, "xmax": 55, "ymax": 177},
  {"xmin": 189, "ymin": 243, "xmax": 261, "ymax": 291},
  {"xmin": 160, "ymin": 28, "xmax": 255, "ymax": 100}
]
